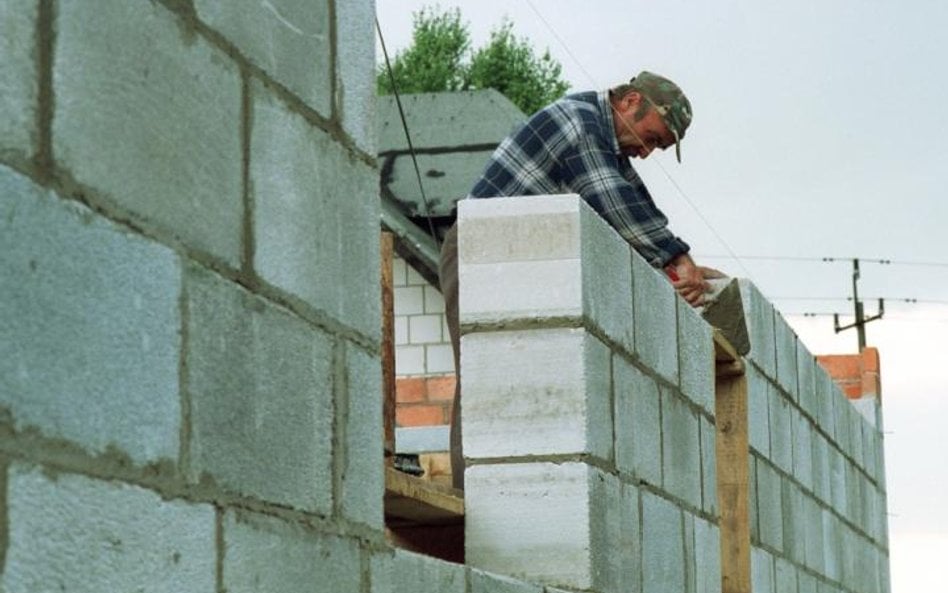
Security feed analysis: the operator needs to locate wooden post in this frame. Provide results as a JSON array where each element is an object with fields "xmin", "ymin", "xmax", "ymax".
[
  {"xmin": 714, "ymin": 331, "xmax": 751, "ymax": 593},
  {"xmin": 381, "ymin": 232, "xmax": 396, "ymax": 464}
]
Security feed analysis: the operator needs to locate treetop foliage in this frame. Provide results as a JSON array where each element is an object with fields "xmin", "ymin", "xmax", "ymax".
[{"xmin": 378, "ymin": 7, "xmax": 570, "ymax": 115}]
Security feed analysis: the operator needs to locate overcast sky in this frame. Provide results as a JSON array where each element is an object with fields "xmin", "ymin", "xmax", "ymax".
[{"xmin": 377, "ymin": 2, "xmax": 948, "ymax": 591}]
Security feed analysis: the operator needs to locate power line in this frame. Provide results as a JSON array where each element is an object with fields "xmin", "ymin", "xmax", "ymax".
[{"xmin": 699, "ymin": 254, "xmax": 948, "ymax": 268}]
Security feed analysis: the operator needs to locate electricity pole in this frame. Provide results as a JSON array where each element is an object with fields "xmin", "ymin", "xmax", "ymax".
[{"xmin": 833, "ymin": 258, "xmax": 884, "ymax": 350}]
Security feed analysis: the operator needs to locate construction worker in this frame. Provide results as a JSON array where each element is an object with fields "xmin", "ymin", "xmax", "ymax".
[{"xmin": 439, "ymin": 71, "xmax": 709, "ymax": 489}]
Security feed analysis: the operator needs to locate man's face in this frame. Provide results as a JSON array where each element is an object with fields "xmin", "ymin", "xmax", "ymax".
[{"xmin": 612, "ymin": 92, "xmax": 675, "ymax": 159}]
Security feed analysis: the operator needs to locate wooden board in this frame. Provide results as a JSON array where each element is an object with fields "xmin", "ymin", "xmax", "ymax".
[
  {"xmin": 381, "ymin": 232, "xmax": 396, "ymax": 461},
  {"xmin": 384, "ymin": 467, "xmax": 464, "ymax": 527}
]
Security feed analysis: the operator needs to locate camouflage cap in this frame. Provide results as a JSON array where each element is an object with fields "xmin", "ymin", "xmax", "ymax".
[{"xmin": 630, "ymin": 71, "xmax": 692, "ymax": 162}]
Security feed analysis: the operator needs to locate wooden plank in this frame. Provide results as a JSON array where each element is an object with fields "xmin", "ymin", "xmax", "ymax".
[
  {"xmin": 381, "ymin": 232, "xmax": 396, "ymax": 462},
  {"xmin": 384, "ymin": 467, "xmax": 464, "ymax": 526},
  {"xmin": 716, "ymin": 368, "xmax": 751, "ymax": 593}
]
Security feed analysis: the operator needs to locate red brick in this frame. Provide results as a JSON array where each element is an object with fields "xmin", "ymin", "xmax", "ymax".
[
  {"xmin": 861, "ymin": 347, "xmax": 880, "ymax": 373},
  {"xmin": 396, "ymin": 404, "xmax": 446, "ymax": 427},
  {"xmin": 426, "ymin": 375, "xmax": 457, "ymax": 402},
  {"xmin": 816, "ymin": 355, "xmax": 860, "ymax": 381},
  {"xmin": 396, "ymin": 377, "xmax": 426, "ymax": 403},
  {"xmin": 861, "ymin": 371, "xmax": 881, "ymax": 397}
]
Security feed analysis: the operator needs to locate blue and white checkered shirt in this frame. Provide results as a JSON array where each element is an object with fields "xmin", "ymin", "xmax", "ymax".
[{"xmin": 468, "ymin": 91, "xmax": 690, "ymax": 266}]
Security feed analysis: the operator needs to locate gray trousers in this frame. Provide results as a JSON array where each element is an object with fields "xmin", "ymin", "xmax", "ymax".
[{"xmin": 437, "ymin": 223, "xmax": 463, "ymax": 490}]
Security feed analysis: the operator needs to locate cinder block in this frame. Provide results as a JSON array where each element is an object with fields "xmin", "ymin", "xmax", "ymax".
[
  {"xmin": 811, "ymin": 432, "xmax": 832, "ymax": 505},
  {"xmin": 797, "ymin": 345, "xmax": 819, "ymax": 419},
  {"xmin": 798, "ymin": 571, "xmax": 818, "ymax": 593},
  {"xmin": 0, "ymin": 166, "xmax": 181, "ymax": 464},
  {"xmin": 409, "ymin": 314, "xmax": 443, "ymax": 344},
  {"xmin": 394, "ymin": 286, "xmax": 424, "ymax": 315},
  {"xmin": 223, "ymin": 511, "xmax": 361, "ymax": 593},
  {"xmin": 334, "ymin": 0, "xmax": 376, "ymax": 153},
  {"xmin": 831, "ymin": 386, "xmax": 852, "ymax": 457},
  {"xmin": 461, "ymin": 328, "xmax": 612, "ymax": 461},
  {"xmin": 828, "ymin": 445, "xmax": 847, "ymax": 514},
  {"xmin": 773, "ymin": 313, "xmax": 798, "ymax": 399},
  {"xmin": 617, "ymin": 480, "xmax": 642, "ymax": 593},
  {"xmin": 749, "ymin": 456, "xmax": 759, "ymax": 541},
  {"xmin": 341, "ymin": 345, "xmax": 384, "ymax": 529},
  {"xmin": 781, "ymin": 480, "xmax": 805, "ymax": 563},
  {"xmin": 747, "ymin": 366, "xmax": 772, "ymax": 456},
  {"xmin": 54, "ymin": 0, "xmax": 243, "ymax": 266},
  {"xmin": 395, "ymin": 345, "xmax": 425, "ymax": 375},
  {"xmin": 850, "ymin": 407, "xmax": 865, "ymax": 469},
  {"xmin": 678, "ymin": 299, "xmax": 715, "ymax": 414},
  {"xmin": 423, "ymin": 285, "xmax": 446, "ymax": 314},
  {"xmin": 641, "ymin": 490, "xmax": 685, "ymax": 593},
  {"xmin": 469, "ymin": 569, "xmax": 544, "ymax": 593},
  {"xmin": 0, "ymin": 0, "xmax": 36, "ymax": 159},
  {"xmin": 186, "ymin": 266, "xmax": 333, "ymax": 514},
  {"xmin": 425, "ymin": 344, "xmax": 455, "ymax": 374},
  {"xmin": 683, "ymin": 513, "xmax": 695, "ymax": 593},
  {"xmin": 792, "ymin": 409, "xmax": 814, "ymax": 491},
  {"xmin": 756, "ymin": 461, "xmax": 784, "ymax": 552},
  {"xmin": 851, "ymin": 396, "xmax": 879, "ymax": 429},
  {"xmin": 252, "ymin": 82, "xmax": 380, "ymax": 339},
  {"xmin": 392, "ymin": 256, "xmax": 408, "ymax": 286},
  {"xmin": 751, "ymin": 547, "xmax": 775, "ymax": 593},
  {"xmin": 371, "ymin": 549, "xmax": 466, "ymax": 593},
  {"xmin": 822, "ymin": 508, "xmax": 841, "ymax": 581},
  {"xmin": 5, "ymin": 464, "xmax": 215, "ymax": 592},
  {"xmin": 815, "ymin": 367, "xmax": 837, "ymax": 438},
  {"xmin": 633, "ymin": 251, "xmax": 679, "ymax": 385},
  {"xmin": 196, "ymin": 0, "xmax": 331, "ymax": 116},
  {"xmin": 613, "ymin": 356, "xmax": 662, "ymax": 485},
  {"xmin": 465, "ymin": 462, "xmax": 602, "ymax": 590},
  {"xmin": 739, "ymin": 280, "xmax": 777, "ymax": 378},
  {"xmin": 768, "ymin": 388, "xmax": 793, "ymax": 474},
  {"xmin": 694, "ymin": 517, "xmax": 721, "ymax": 593},
  {"xmin": 588, "ymin": 471, "xmax": 635, "ymax": 593},
  {"xmin": 699, "ymin": 416, "xmax": 717, "ymax": 516},
  {"xmin": 661, "ymin": 389, "xmax": 701, "ymax": 509},
  {"xmin": 774, "ymin": 557, "xmax": 798, "ymax": 593},
  {"xmin": 394, "ymin": 316, "xmax": 408, "ymax": 345},
  {"xmin": 803, "ymin": 496, "xmax": 825, "ymax": 573}
]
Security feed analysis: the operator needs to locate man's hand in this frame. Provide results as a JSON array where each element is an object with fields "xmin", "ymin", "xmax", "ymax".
[{"xmin": 664, "ymin": 252, "xmax": 711, "ymax": 306}]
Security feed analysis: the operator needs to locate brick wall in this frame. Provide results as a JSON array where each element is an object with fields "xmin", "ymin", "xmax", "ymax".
[{"xmin": 458, "ymin": 195, "xmax": 890, "ymax": 593}]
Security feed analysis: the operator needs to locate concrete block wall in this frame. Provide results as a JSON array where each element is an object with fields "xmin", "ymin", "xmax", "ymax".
[{"xmin": 458, "ymin": 195, "xmax": 890, "ymax": 593}]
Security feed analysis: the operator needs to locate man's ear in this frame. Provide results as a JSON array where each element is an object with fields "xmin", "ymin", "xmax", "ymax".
[{"xmin": 620, "ymin": 91, "xmax": 643, "ymax": 113}]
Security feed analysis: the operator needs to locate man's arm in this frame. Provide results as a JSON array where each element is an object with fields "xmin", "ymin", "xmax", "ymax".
[{"xmin": 665, "ymin": 252, "xmax": 711, "ymax": 306}]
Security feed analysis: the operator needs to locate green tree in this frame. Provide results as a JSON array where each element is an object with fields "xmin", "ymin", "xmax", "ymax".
[{"xmin": 378, "ymin": 8, "xmax": 570, "ymax": 114}]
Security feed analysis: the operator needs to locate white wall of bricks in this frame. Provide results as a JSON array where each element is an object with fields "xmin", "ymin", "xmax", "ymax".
[{"xmin": 393, "ymin": 255, "xmax": 454, "ymax": 376}]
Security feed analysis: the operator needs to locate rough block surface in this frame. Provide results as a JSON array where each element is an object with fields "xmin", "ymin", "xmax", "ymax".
[
  {"xmin": 465, "ymin": 462, "xmax": 595, "ymax": 589},
  {"xmin": 678, "ymin": 299, "xmax": 714, "ymax": 414},
  {"xmin": 751, "ymin": 547, "xmax": 775, "ymax": 593},
  {"xmin": 462, "ymin": 328, "xmax": 612, "ymax": 461},
  {"xmin": 4, "ymin": 464, "xmax": 215, "ymax": 592},
  {"xmin": 661, "ymin": 389, "xmax": 702, "ymax": 509},
  {"xmin": 700, "ymin": 416, "xmax": 718, "ymax": 516},
  {"xmin": 335, "ymin": 0, "xmax": 376, "ymax": 153},
  {"xmin": 773, "ymin": 313, "xmax": 798, "ymax": 398},
  {"xmin": 641, "ymin": 490, "xmax": 685, "ymax": 593},
  {"xmin": 223, "ymin": 511, "xmax": 361, "ymax": 593},
  {"xmin": 54, "ymin": 0, "xmax": 243, "ymax": 265},
  {"xmin": 747, "ymin": 366, "xmax": 772, "ymax": 456},
  {"xmin": 792, "ymin": 409, "xmax": 814, "ymax": 490},
  {"xmin": 0, "ymin": 166, "xmax": 181, "ymax": 464},
  {"xmin": 186, "ymin": 266, "xmax": 333, "ymax": 514},
  {"xmin": 581, "ymin": 204, "xmax": 634, "ymax": 353},
  {"xmin": 756, "ymin": 460, "xmax": 784, "ymax": 551},
  {"xmin": 0, "ymin": 0, "xmax": 36, "ymax": 158},
  {"xmin": 739, "ymin": 280, "xmax": 777, "ymax": 377},
  {"xmin": 633, "ymin": 252, "xmax": 679, "ymax": 385},
  {"xmin": 252, "ymin": 83, "xmax": 380, "ymax": 339},
  {"xmin": 196, "ymin": 0, "xmax": 331, "ymax": 115},
  {"xmin": 768, "ymin": 389, "xmax": 793, "ymax": 473},
  {"xmin": 341, "ymin": 344, "xmax": 384, "ymax": 528},
  {"xmin": 371, "ymin": 549, "xmax": 466, "ymax": 593},
  {"xmin": 613, "ymin": 356, "xmax": 662, "ymax": 485},
  {"xmin": 470, "ymin": 569, "xmax": 544, "ymax": 593},
  {"xmin": 694, "ymin": 517, "xmax": 721, "ymax": 593}
]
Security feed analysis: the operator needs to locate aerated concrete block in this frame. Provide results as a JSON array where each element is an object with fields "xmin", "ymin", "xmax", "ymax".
[
  {"xmin": 0, "ymin": 166, "xmax": 181, "ymax": 464},
  {"xmin": 465, "ymin": 462, "xmax": 611, "ymax": 591},
  {"xmin": 804, "ymin": 495, "xmax": 825, "ymax": 573},
  {"xmin": 371, "ymin": 549, "xmax": 466, "ymax": 593},
  {"xmin": 832, "ymin": 387, "xmax": 852, "ymax": 458},
  {"xmin": 747, "ymin": 366, "xmax": 772, "ymax": 456},
  {"xmin": 850, "ymin": 408, "xmax": 865, "ymax": 469},
  {"xmin": 781, "ymin": 480, "xmax": 805, "ymax": 563},
  {"xmin": 799, "ymin": 572, "xmax": 818, "ymax": 593},
  {"xmin": 334, "ymin": 0, "xmax": 376, "ymax": 153},
  {"xmin": 751, "ymin": 547, "xmax": 775, "ymax": 593},
  {"xmin": 774, "ymin": 557, "xmax": 798, "ymax": 593},
  {"xmin": 4, "ymin": 464, "xmax": 215, "ymax": 592},
  {"xmin": 223, "ymin": 511, "xmax": 361, "ymax": 593},
  {"xmin": 769, "ymin": 388, "xmax": 793, "ymax": 474},
  {"xmin": 828, "ymin": 446, "xmax": 847, "ymax": 514},
  {"xmin": 739, "ymin": 280, "xmax": 777, "ymax": 378},
  {"xmin": 633, "ymin": 251, "xmax": 679, "ymax": 385},
  {"xmin": 341, "ymin": 345, "xmax": 384, "ymax": 528},
  {"xmin": 462, "ymin": 328, "xmax": 612, "ymax": 461},
  {"xmin": 0, "ymin": 0, "xmax": 36, "ymax": 159},
  {"xmin": 186, "ymin": 266, "xmax": 333, "ymax": 514},
  {"xmin": 792, "ymin": 408, "xmax": 814, "ymax": 490},
  {"xmin": 822, "ymin": 509, "xmax": 841, "ymax": 581},
  {"xmin": 470, "ymin": 569, "xmax": 544, "ymax": 593},
  {"xmin": 811, "ymin": 432, "xmax": 832, "ymax": 505},
  {"xmin": 815, "ymin": 367, "xmax": 837, "ymax": 438},
  {"xmin": 642, "ymin": 491, "xmax": 685, "ymax": 593},
  {"xmin": 699, "ymin": 416, "xmax": 717, "ymax": 516},
  {"xmin": 613, "ymin": 356, "xmax": 662, "ymax": 485},
  {"xmin": 694, "ymin": 517, "xmax": 721, "ymax": 593},
  {"xmin": 252, "ymin": 83, "xmax": 380, "ymax": 339},
  {"xmin": 756, "ymin": 461, "xmax": 784, "ymax": 552},
  {"xmin": 678, "ymin": 299, "xmax": 715, "ymax": 414},
  {"xmin": 661, "ymin": 389, "xmax": 702, "ymax": 509},
  {"xmin": 196, "ymin": 0, "xmax": 331, "ymax": 116},
  {"xmin": 852, "ymin": 396, "xmax": 880, "ymax": 429},
  {"xmin": 54, "ymin": 0, "xmax": 243, "ymax": 266}
]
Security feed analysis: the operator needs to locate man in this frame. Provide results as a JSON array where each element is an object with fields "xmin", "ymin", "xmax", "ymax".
[{"xmin": 439, "ymin": 71, "xmax": 708, "ymax": 489}]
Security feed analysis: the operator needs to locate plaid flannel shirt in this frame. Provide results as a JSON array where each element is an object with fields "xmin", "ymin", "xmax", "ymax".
[{"xmin": 468, "ymin": 91, "xmax": 690, "ymax": 266}]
